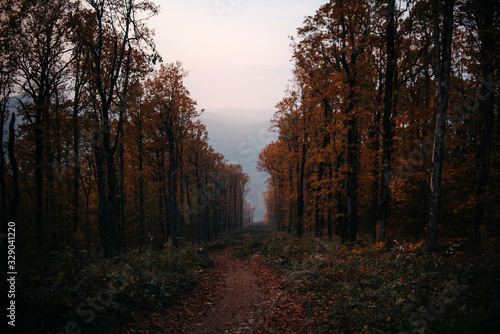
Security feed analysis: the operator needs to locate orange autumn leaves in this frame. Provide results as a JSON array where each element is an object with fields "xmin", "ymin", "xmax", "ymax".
[{"xmin": 258, "ymin": 0, "xmax": 499, "ymax": 244}]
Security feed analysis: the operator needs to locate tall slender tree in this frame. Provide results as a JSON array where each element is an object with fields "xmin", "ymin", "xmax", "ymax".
[
  {"xmin": 379, "ymin": 0, "xmax": 397, "ymax": 240},
  {"xmin": 428, "ymin": 0, "xmax": 454, "ymax": 252},
  {"xmin": 74, "ymin": 0, "xmax": 158, "ymax": 256},
  {"xmin": 14, "ymin": 0, "xmax": 73, "ymax": 247}
]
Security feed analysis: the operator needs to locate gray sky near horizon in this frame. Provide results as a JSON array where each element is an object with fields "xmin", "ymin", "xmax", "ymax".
[{"xmin": 150, "ymin": 0, "xmax": 326, "ymax": 115}]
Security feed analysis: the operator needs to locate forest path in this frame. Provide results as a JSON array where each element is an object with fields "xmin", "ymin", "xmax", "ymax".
[
  {"xmin": 173, "ymin": 247, "xmax": 264, "ymax": 333},
  {"xmin": 124, "ymin": 244, "xmax": 314, "ymax": 334}
]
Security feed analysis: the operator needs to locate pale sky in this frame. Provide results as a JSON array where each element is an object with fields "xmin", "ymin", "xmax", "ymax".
[{"xmin": 149, "ymin": 0, "xmax": 326, "ymax": 112}]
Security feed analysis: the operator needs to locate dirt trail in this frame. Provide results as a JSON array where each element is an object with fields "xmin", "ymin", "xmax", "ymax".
[
  {"xmin": 184, "ymin": 248, "xmax": 263, "ymax": 333},
  {"xmin": 124, "ymin": 247, "xmax": 314, "ymax": 334},
  {"xmin": 125, "ymin": 248, "xmax": 265, "ymax": 333}
]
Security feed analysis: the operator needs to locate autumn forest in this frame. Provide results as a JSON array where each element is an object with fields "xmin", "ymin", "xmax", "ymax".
[
  {"xmin": 258, "ymin": 0, "xmax": 499, "ymax": 252},
  {"xmin": 1, "ymin": 0, "xmax": 252, "ymax": 256},
  {"xmin": 1, "ymin": 0, "xmax": 499, "ymax": 333}
]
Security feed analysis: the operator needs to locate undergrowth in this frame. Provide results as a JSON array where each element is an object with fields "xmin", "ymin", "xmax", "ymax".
[
  {"xmin": 227, "ymin": 224, "xmax": 500, "ymax": 333},
  {"xmin": 17, "ymin": 243, "xmax": 212, "ymax": 334},
  {"xmin": 17, "ymin": 224, "xmax": 499, "ymax": 333},
  {"xmin": 206, "ymin": 223, "xmax": 272, "ymax": 250}
]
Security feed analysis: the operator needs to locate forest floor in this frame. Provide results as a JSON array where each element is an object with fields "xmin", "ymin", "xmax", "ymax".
[
  {"xmin": 121, "ymin": 240, "xmax": 315, "ymax": 333},
  {"xmin": 17, "ymin": 224, "xmax": 500, "ymax": 333},
  {"xmin": 119, "ymin": 225, "xmax": 500, "ymax": 334}
]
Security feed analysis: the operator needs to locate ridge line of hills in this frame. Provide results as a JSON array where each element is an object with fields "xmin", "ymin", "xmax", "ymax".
[{"xmin": 199, "ymin": 109, "xmax": 277, "ymax": 221}]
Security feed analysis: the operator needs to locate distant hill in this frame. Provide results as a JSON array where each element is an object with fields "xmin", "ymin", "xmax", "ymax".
[{"xmin": 199, "ymin": 109, "xmax": 277, "ymax": 221}]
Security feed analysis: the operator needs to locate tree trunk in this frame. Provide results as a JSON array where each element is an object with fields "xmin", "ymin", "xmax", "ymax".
[
  {"xmin": 184, "ymin": 173, "xmax": 194, "ymax": 240},
  {"xmin": 471, "ymin": 0, "xmax": 497, "ymax": 248},
  {"xmin": 346, "ymin": 114, "xmax": 358, "ymax": 243},
  {"xmin": 204, "ymin": 174, "xmax": 210, "ymax": 240},
  {"xmin": 232, "ymin": 181, "xmax": 237, "ymax": 229},
  {"xmin": 379, "ymin": 0, "xmax": 396, "ymax": 241},
  {"xmin": 119, "ymin": 139, "xmax": 126, "ymax": 251},
  {"xmin": 94, "ymin": 132, "xmax": 108, "ymax": 255},
  {"xmin": 314, "ymin": 193, "xmax": 321, "ymax": 239},
  {"xmin": 8, "ymin": 113, "xmax": 19, "ymax": 223},
  {"xmin": 428, "ymin": 0, "xmax": 454, "ymax": 253},
  {"xmin": 370, "ymin": 94, "xmax": 381, "ymax": 239},
  {"xmin": 296, "ymin": 139, "xmax": 307, "ymax": 238},
  {"xmin": 195, "ymin": 160, "xmax": 203, "ymax": 241},
  {"xmin": 273, "ymin": 177, "xmax": 280, "ymax": 230},
  {"xmin": 138, "ymin": 116, "xmax": 145, "ymax": 249},
  {"xmin": 34, "ymin": 103, "xmax": 45, "ymax": 248},
  {"xmin": 239, "ymin": 190, "xmax": 244, "ymax": 227},
  {"xmin": 0, "ymin": 107, "xmax": 6, "ymax": 227},
  {"xmin": 287, "ymin": 163, "xmax": 294, "ymax": 234},
  {"xmin": 168, "ymin": 155, "xmax": 178, "ymax": 247},
  {"xmin": 105, "ymin": 121, "xmax": 117, "ymax": 256},
  {"xmin": 73, "ymin": 93, "xmax": 80, "ymax": 234},
  {"xmin": 158, "ymin": 148, "xmax": 166, "ymax": 245}
]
